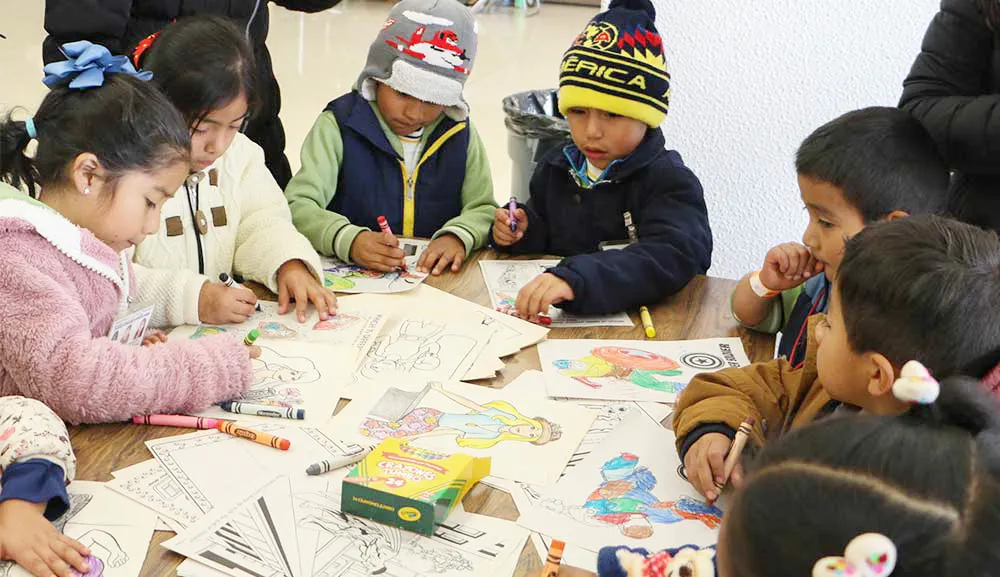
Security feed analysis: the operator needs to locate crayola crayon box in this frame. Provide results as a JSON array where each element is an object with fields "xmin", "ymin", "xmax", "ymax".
[{"xmin": 341, "ymin": 438, "xmax": 490, "ymax": 535}]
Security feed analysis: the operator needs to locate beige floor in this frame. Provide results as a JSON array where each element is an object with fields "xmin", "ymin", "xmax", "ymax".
[{"xmin": 0, "ymin": 0, "xmax": 596, "ymax": 202}]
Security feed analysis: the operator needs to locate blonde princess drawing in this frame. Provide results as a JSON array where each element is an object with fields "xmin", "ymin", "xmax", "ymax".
[{"xmin": 360, "ymin": 382, "xmax": 562, "ymax": 449}]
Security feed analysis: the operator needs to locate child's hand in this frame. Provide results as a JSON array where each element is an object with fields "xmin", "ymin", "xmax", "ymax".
[
  {"xmin": 516, "ymin": 273, "xmax": 574, "ymax": 320},
  {"xmin": 248, "ymin": 345, "xmax": 261, "ymax": 359},
  {"xmin": 492, "ymin": 207, "xmax": 527, "ymax": 246},
  {"xmin": 536, "ymin": 567, "xmax": 594, "ymax": 577},
  {"xmin": 276, "ymin": 260, "xmax": 338, "ymax": 322},
  {"xmin": 417, "ymin": 234, "xmax": 465, "ymax": 275},
  {"xmin": 759, "ymin": 242, "xmax": 824, "ymax": 293},
  {"xmin": 198, "ymin": 282, "xmax": 258, "ymax": 324},
  {"xmin": 683, "ymin": 432, "xmax": 745, "ymax": 501},
  {"xmin": 0, "ymin": 500, "xmax": 91, "ymax": 577},
  {"xmin": 351, "ymin": 231, "xmax": 405, "ymax": 272},
  {"xmin": 141, "ymin": 330, "xmax": 168, "ymax": 346}
]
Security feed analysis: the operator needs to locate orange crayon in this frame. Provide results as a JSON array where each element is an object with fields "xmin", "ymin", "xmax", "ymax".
[
  {"xmin": 541, "ymin": 540, "xmax": 565, "ymax": 577},
  {"xmin": 215, "ymin": 421, "xmax": 291, "ymax": 450}
]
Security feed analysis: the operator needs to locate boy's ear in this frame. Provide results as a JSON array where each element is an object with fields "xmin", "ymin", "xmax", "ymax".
[
  {"xmin": 883, "ymin": 210, "xmax": 909, "ymax": 221},
  {"xmin": 865, "ymin": 352, "xmax": 897, "ymax": 397}
]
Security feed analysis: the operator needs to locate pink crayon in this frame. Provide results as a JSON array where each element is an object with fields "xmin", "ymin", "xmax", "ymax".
[{"xmin": 132, "ymin": 415, "xmax": 224, "ymax": 429}]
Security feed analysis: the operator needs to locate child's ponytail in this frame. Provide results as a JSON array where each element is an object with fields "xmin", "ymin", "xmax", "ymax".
[
  {"xmin": 0, "ymin": 113, "xmax": 39, "ymax": 194},
  {"xmin": 2, "ymin": 42, "xmax": 189, "ymax": 198}
]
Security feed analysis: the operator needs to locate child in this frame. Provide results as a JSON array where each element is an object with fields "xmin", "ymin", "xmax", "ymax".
[
  {"xmin": 553, "ymin": 375, "xmax": 1000, "ymax": 577},
  {"xmin": 132, "ymin": 16, "xmax": 334, "ymax": 327},
  {"xmin": 731, "ymin": 107, "xmax": 949, "ymax": 367},
  {"xmin": 0, "ymin": 42, "xmax": 252, "ymax": 424},
  {"xmin": 285, "ymin": 0, "xmax": 496, "ymax": 276},
  {"xmin": 0, "ymin": 397, "xmax": 89, "ymax": 577},
  {"xmin": 675, "ymin": 215, "xmax": 1000, "ymax": 502},
  {"xmin": 491, "ymin": 0, "xmax": 711, "ymax": 317},
  {"xmin": 717, "ymin": 376, "xmax": 1000, "ymax": 577}
]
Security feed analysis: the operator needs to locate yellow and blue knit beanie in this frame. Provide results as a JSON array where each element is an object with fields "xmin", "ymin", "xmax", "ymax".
[{"xmin": 559, "ymin": 0, "xmax": 669, "ymax": 127}]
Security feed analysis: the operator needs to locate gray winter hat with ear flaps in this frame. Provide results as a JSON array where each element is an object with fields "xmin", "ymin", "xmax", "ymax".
[{"xmin": 357, "ymin": 0, "xmax": 479, "ymax": 121}]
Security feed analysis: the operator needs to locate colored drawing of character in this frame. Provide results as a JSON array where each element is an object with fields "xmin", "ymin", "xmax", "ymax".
[
  {"xmin": 553, "ymin": 347, "xmax": 685, "ymax": 393},
  {"xmin": 323, "ymin": 264, "xmax": 422, "ymax": 291},
  {"xmin": 359, "ymin": 382, "xmax": 562, "ymax": 449},
  {"xmin": 191, "ymin": 325, "xmax": 228, "ymax": 339},
  {"xmin": 581, "ymin": 453, "xmax": 721, "ymax": 538},
  {"xmin": 313, "ymin": 313, "xmax": 361, "ymax": 331},
  {"xmin": 257, "ymin": 321, "xmax": 298, "ymax": 339}
]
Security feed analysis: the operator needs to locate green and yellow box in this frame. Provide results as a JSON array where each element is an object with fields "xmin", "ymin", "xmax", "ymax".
[{"xmin": 341, "ymin": 438, "xmax": 491, "ymax": 535}]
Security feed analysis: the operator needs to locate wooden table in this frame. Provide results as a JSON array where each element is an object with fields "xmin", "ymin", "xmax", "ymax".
[{"xmin": 68, "ymin": 251, "xmax": 773, "ymax": 577}]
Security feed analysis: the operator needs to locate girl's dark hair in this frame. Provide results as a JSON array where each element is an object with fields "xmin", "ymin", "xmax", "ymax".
[
  {"xmin": 142, "ymin": 15, "xmax": 260, "ymax": 128},
  {"xmin": 0, "ymin": 74, "xmax": 190, "ymax": 197},
  {"xmin": 725, "ymin": 377, "xmax": 1000, "ymax": 577}
]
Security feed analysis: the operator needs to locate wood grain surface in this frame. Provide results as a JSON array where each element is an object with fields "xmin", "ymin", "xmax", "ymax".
[{"xmin": 68, "ymin": 250, "xmax": 773, "ymax": 577}]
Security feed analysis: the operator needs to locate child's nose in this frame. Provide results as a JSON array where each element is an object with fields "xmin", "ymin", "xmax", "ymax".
[{"xmin": 585, "ymin": 115, "xmax": 603, "ymax": 138}]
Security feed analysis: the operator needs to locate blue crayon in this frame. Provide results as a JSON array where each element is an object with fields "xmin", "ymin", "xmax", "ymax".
[{"xmin": 219, "ymin": 401, "xmax": 304, "ymax": 420}]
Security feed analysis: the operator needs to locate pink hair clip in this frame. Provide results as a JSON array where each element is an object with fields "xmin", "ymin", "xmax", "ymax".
[
  {"xmin": 891, "ymin": 360, "xmax": 940, "ymax": 405},
  {"xmin": 812, "ymin": 533, "xmax": 897, "ymax": 577}
]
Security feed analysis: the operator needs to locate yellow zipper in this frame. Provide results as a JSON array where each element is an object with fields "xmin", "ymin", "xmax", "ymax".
[{"xmin": 398, "ymin": 122, "xmax": 467, "ymax": 237}]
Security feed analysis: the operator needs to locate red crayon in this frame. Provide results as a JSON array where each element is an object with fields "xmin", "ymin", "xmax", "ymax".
[
  {"xmin": 377, "ymin": 215, "xmax": 393, "ymax": 236},
  {"xmin": 133, "ymin": 415, "xmax": 223, "ymax": 429}
]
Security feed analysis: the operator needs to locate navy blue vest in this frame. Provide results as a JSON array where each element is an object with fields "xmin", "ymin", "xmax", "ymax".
[{"xmin": 325, "ymin": 92, "xmax": 470, "ymax": 237}]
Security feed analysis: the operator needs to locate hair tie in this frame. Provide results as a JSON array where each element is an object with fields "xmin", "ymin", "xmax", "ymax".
[
  {"xmin": 892, "ymin": 360, "xmax": 940, "ymax": 404},
  {"xmin": 131, "ymin": 31, "xmax": 162, "ymax": 69},
  {"xmin": 24, "ymin": 118, "xmax": 37, "ymax": 140},
  {"xmin": 812, "ymin": 533, "xmax": 897, "ymax": 577},
  {"xmin": 42, "ymin": 41, "xmax": 153, "ymax": 90}
]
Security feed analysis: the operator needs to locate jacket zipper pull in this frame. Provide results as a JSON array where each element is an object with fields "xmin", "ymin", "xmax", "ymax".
[{"xmin": 407, "ymin": 176, "xmax": 415, "ymax": 201}]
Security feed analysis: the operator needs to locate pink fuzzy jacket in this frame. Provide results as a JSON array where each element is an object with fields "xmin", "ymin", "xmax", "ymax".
[{"xmin": 0, "ymin": 190, "xmax": 252, "ymax": 424}]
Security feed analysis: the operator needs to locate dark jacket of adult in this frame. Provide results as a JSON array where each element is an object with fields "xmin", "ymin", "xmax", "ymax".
[
  {"xmin": 43, "ymin": 0, "xmax": 341, "ymax": 188},
  {"xmin": 900, "ymin": 0, "xmax": 1000, "ymax": 230}
]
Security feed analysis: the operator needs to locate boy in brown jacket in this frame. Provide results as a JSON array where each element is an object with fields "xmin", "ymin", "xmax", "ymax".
[{"xmin": 675, "ymin": 216, "xmax": 1000, "ymax": 501}]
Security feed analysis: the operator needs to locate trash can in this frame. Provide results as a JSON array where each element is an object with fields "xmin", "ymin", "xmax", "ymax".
[{"xmin": 503, "ymin": 89, "xmax": 571, "ymax": 202}]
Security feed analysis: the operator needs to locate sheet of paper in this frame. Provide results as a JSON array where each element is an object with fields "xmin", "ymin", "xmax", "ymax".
[
  {"xmin": 146, "ymin": 425, "xmax": 369, "ymax": 516},
  {"xmin": 329, "ymin": 372, "xmax": 595, "ymax": 485},
  {"xmin": 354, "ymin": 313, "xmax": 493, "ymax": 385},
  {"xmin": 341, "ymin": 286, "xmax": 549, "ymax": 359},
  {"xmin": 538, "ymin": 337, "xmax": 752, "ymax": 402},
  {"xmin": 291, "ymin": 478, "xmax": 527, "ymax": 577},
  {"xmin": 106, "ymin": 459, "xmax": 200, "ymax": 530},
  {"xmin": 529, "ymin": 532, "xmax": 597, "ymax": 573},
  {"xmin": 479, "ymin": 260, "xmax": 633, "ymax": 328},
  {"xmin": 320, "ymin": 239, "xmax": 430, "ymax": 294},
  {"xmin": 517, "ymin": 411, "xmax": 725, "ymax": 552},
  {"xmin": 3, "ymin": 481, "xmax": 157, "ymax": 577},
  {"xmin": 185, "ymin": 339, "xmax": 353, "ymax": 426},
  {"xmin": 163, "ymin": 476, "xmax": 302, "ymax": 577},
  {"xmin": 171, "ymin": 302, "xmax": 386, "ymax": 368}
]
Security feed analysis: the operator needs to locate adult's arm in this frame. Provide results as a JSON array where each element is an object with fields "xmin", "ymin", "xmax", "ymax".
[
  {"xmin": 271, "ymin": 0, "xmax": 343, "ymax": 13},
  {"xmin": 42, "ymin": 0, "xmax": 132, "ymax": 63},
  {"xmin": 900, "ymin": 0, "xmax": 1000, "ymax": 174}
]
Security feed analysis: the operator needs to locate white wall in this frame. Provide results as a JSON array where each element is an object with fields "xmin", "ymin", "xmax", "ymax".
[{"xmin": 601, "ymin": 0, "xmax": 942, "ymax": 279}]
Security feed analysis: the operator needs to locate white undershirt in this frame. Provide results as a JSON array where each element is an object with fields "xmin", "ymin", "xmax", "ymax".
[{"xmin": 399, "ymin": 128, "xmax": 425, "ymax": 174}]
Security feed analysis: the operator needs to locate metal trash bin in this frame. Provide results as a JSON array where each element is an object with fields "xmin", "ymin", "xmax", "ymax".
[{"xmin": 502, "ymin": 89, "xmax": 571, "ymax": 202}]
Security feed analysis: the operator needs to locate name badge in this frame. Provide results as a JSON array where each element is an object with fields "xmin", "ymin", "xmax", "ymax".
[{"xmin": 108, "ymin": 305, "xmax": 154, "ymax": 346}]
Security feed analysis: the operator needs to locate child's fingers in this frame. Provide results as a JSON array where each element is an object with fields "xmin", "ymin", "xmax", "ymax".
[
  {"xmin": 248, "ymin": 345, "xmax": 262, "ymax": 359},
  {"xmin": 51, "ymin": 540, "xmax": 87, "ymax": 576},
  {"xmin": 689, "ymin": 455, "xmax": 717, "ymax": 501},
  {"xmin": 277, "ymin": 283, "xmax": 291, "ymax": 315},
  {"xmin": 707, "ymin": 443, "xmax": 727, "ymax": 488},
  {"xmin": 730, "ymin": 462, "xmax": 747, "ymax": 489},
  {"xmin": 60, "ymin": 534, "xmax": 90, "ymax": 561},
  {"xmin": 450, "ymin": 250, "xmax": 464, "ymax": 272},
  {"xmin": 432, "ymin": 252, "xmax": 452, "ymax": 275},
  {"xmin": 292, "ymin": 285, "xmax": 309, "ymax": 323},
  {"xmin": 18, "ymin": 549, "xmax": 52, "ymax": 577},
  {"xmin": 514, "ymin": 208, "xmax": 527, "ymax": 229},
  {"xmin": 784, "ymin": 247, "xmax": 801, "ymax": 277},
  {"xmin": 36, "ymin": 545, "xmax": 71, "ymax": 577},
  {"xmin": 380, "ymin": 231, "xmax": 400, "ymax": 248},
  {"xmin": 770, "ymin": 248, "xmax": 790, "ymax": 274}
]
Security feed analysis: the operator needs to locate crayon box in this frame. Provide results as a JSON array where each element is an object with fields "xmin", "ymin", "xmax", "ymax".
[{"xmin": 341, "ymin": 438, "xmax": 490, "ymax": 535}]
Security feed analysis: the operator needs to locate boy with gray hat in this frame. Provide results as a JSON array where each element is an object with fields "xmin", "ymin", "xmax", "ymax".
[{"xmin": 286, "ymin": 0, "xmax": 496, "ymax": 276}]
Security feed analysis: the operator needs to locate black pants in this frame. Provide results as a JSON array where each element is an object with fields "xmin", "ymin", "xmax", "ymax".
[{"xmin": 247, "ymin": 46, "xmax": 293, "ymax": 189}]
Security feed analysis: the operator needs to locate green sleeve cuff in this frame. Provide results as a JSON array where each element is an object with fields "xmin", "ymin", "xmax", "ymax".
[
  {"xmin": 334, "ymin": 224, "xmax": 370, "ymax": 263},
  {"xmin": 434, "ymin": 226, "xmax": 475, "ymax": 255}
]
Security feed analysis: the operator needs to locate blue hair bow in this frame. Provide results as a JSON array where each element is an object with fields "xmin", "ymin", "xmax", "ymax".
[{"xmin": 42, "ymin": 41, "xmax": 152, "ymax": 89}]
